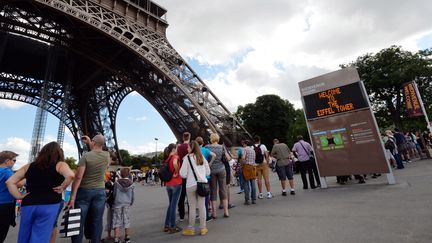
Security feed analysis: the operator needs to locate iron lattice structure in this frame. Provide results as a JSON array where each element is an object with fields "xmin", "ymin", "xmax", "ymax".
[{"xmin": 0, "ymin": 0, "xmax": 251, "ymax": 161}]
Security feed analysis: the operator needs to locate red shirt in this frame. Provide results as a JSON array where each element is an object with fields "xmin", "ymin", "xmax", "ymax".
[{"xmin": 165, "ymin": 155, "xmax": 182, "ymax": 186}]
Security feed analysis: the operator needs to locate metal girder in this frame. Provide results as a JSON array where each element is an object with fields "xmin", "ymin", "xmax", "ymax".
[
  {"xmin": 0, "ymin": 0, "xmax": 251, "ymax": 164},
  {"xmin": 32, "ymin": 0, "xmax": 251, "ymax": 144}
]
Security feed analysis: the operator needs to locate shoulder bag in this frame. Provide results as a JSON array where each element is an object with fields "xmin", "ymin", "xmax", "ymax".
[{"xmin": 187, "ymin": 155, "xmax": 210, "ymax": 197}]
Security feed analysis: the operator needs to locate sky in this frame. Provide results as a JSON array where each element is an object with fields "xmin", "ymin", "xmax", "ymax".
[{"xmin": 1, "ymin": 0, "xmax": 432, "ymax": 169}]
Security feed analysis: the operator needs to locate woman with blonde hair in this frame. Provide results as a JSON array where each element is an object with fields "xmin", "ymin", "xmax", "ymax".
[
  {"xmin": 206, "ymin": 133, "xmax": 231, "ymax": 218},
  {"xmin": 7, "ymin": 142, "xmax": 74, "ymax": 243},
  {"xmin": 180, "ymin": 141, "xmax": 210, "ymax": 236}
]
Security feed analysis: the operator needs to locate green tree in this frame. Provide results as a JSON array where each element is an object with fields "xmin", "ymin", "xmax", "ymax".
[
  {"xmin": 235, "ymin": 94, "xmax": 297, "ymax": 148},
  {"xmin": 287, "ymin": 109, "xmax": 309, "ymax": 145},
  {"xmin": 119, "ymin": 149, "xmax": 132, "ymax": 166},
  {"xmin": 64, "ymin": 157, "xmax": 77, "ymax": 170},
  {"xmin": 342, "ymin": 46, "xmax": 432, "ymax": 130}
]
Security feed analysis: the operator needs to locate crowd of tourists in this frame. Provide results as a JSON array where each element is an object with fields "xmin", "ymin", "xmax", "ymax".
[
  {"xmin": 158, "ymin": 132, "xmax": 323, "ymax": 238},
  {"xmin": 1, "ymin": 129, "xmax": 431, "ymax": 242}
]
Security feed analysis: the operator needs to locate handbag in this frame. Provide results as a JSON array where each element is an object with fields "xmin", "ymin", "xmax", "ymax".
[
  {"xmin": 59, "ymin": 207, "xmax": 81, "ymax": 238},
  {"xmin": 242, "ymin": 164, "xmax": 257, "ymax": 181},
  {"xmin": 187, "ymin": 155, "xmax": 210, "ymax": 197}
]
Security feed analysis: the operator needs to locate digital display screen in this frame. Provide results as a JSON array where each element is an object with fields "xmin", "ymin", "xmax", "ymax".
[{"xmin": 303, "ymin": 82, "xmax": 369, "ymax": 120}]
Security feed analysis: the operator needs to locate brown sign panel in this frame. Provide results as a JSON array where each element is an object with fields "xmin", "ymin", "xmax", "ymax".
[
  {"xmin": 299, "ymin": 68, "xmax": 390, "ymax": 177},
  {"xmin": 308, "ymin": 110, "xmax": 389, "ymax": 176},
  {"xmin": 403, "ymin": 82, "xmax": 423, "ymax": 117}
]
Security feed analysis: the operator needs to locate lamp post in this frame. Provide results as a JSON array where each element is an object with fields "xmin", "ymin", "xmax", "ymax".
[{"xmin": 154, "ymin": 138, "xmax": 158, "ymax": 163}]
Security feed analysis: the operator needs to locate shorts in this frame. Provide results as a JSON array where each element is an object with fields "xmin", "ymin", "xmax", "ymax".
[
  {"xmin": 112, "ymin": 206, "xmax": 131, "ymax": 229},
  {"xmin": 276, "ymin": 165, "xmax": 293, "ymax": 180},
  {"xmin": 256, "ymin": 163, "xmax": 269, "ymax": 181}
]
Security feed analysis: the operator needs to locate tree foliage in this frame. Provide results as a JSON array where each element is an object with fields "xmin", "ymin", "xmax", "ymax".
[
  {"xmin": 64, "ymin": 157, "xmax": 77, "ymax": 170},
  {"xmin": 119, "ymin": 149, "xmax": 132, "ymax": 166},
  {"xmin": 235, "ymin": 94, "xmax": 307, "ymax": 148},
  {"xmin": 118, "ymin": 149, "xmax": 165, "ymax": 169},
  {"xmin": 342, "ymin": 46, "xmax": 432, "ymax": 130}
]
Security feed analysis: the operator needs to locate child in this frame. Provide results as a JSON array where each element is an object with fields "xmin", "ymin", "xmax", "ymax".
[{"xmin": 112, "ymin": 168, "xmax": 135, "ymax": 243}]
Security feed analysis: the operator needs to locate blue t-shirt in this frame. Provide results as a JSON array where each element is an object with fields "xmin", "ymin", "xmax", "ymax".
[
  {"xmin": 237, "ymin": 148, "xmax": 243, "ymax": 159},
  {"xmin": 200, "ymin": 146, "xmax": 211, "ymax": 162},
  {"xmin": 0, "ymin": 167, "xmax": 15, "ymax": 204},
  {"xmin": 200, "ymin": 146, "xmax": 212, "ymax": 179}
]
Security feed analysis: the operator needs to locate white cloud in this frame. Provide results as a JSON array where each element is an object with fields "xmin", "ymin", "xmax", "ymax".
[
  {"xmin": 0, "ymin": 136, "xmax": 78, "ymax": 170},
  {"xmin": 0, "ymin": 137, "xmax": 30, "ymax": 170},
  {"xmin": 127, "ymin": 116, "xmax": 147, "ymax": 121},
  {"xmin": 0, "ymin": 100, "xmax": 26, "ymax": 109},
  {"xmin": 155, "ymin": 0, "xmax": 432, "ymax": 109}
]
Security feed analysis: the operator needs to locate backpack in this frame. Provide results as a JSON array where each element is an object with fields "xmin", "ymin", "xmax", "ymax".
[
  {"xmin": 253, "ymin": 144, "xmax": 264, "ymax": 164},
  {"xmin": 384, "ymin": 139, "xmax": 395, "ymax": 151},
  {"xmin": 159, "ymin": 160, "xmax": 173, "ymax": 182}
]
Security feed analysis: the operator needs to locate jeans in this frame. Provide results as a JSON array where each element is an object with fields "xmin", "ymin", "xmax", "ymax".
[
  {"xmin": 244, "ymin": 179, "xmax": 256, "ymax": 202},
  {"xmin": 394, "ymin": 153, "xmax": 405, "ymax": 169},
  {"xmin": 165, "ymin": 185, "xmax": 182, "ymax": 228},
  {"xmin": 239, "ymin": 171, "xmax": 245, "ymax": 191},
  {"xmin": 72, "ymin": 188, "xmax": 106, "ymax": 243}
]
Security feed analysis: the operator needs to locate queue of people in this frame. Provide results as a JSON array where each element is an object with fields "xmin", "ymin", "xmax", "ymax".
[{"xmin": 2, "ymin": 129, "xmax": 430, "ymax": 242}]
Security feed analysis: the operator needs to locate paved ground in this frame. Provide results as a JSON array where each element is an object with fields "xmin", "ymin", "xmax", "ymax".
[{"xmin": 5, "ymin": 159, "xmax": 432, "ymax": 243}]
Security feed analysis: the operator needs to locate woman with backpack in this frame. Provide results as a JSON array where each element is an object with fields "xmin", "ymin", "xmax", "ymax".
[{"xmin": 162, "ymin": 144, "xmax": 183, "ymax": 234}]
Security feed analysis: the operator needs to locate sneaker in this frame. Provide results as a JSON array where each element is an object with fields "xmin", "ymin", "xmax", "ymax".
[
  {"xmin": 258, "ymin": 193, "xmax": 264, "ymax": 199},
  {"xmin": 206, "ymin": 217, "xmax": 213, "ymax": 222},
  {"xmin": 282, "ymin": 191, "xmax": 287, "ymax": 196},
  {"xmin": 267, "ymin": 192, "xmax": 273, "ymax": 199},
  {"xmin": 178, "ymin": 218, "xmax": 184, "ymax": 222},
  {"xmin": 169, "ymin": 226, "xmax": 182, "ymax": 234},
  {"xmin": 237, "ymin": 190, "xmax": 244, "ymax": 194},
  {"xmin": 114, "ymin": 239, "xmax": 120, "ymax": 243},
  {"xmin": 200, "ymin": 228, "xmax": 208, "ymax": 236},
  {"xmin": 218, "ymin": 204, "xmax": 223, "ymax": 210},
  {"xmin": 228, "ymin": 204, "xmax": 235, "ymax": 209},
  {"xmin": 290, "ymin": 190, "xmax": 295, "ymax": 195},
  {"xmin": 251, "ymin": 200, "xmax": 256, "ymax": 204},
  {"xmin": 124, "ymin": 237, "xmax": 131, "ymax": 243},
  {"xmin": 182, "ymin": 228, "xmax": 195, "ymax": 236},
  {"xmin": 244, "ymin": 201, "xmax": 250, "ymax": 205}
]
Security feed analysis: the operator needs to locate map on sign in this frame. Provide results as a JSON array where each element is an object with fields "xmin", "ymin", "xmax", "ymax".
[{"xmin": 303, "ymin": 82, "xmax": 369, "ymax": 120}]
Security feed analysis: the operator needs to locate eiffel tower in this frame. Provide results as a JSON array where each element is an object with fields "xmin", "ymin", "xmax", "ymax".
[{"xmin": 0, "ymin": 0, "xmax": 251, "ymax": 162}]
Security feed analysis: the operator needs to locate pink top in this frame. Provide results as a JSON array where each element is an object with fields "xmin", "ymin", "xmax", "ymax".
[{"xmin": 165, "ymin": 155, "xmax": 182, "ymax": 186}]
